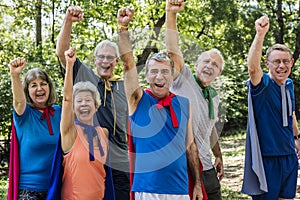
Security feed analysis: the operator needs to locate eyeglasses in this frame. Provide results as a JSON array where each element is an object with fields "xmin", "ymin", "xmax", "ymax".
[
  {"xmin": 268, "ymin": 59, "xmax": 292, "ymax": 67},
  {"xmin": 95, "ymin": 55, "xmax": 116, "ymax": 62}
]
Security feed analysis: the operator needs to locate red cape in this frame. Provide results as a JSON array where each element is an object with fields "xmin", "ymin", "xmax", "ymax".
[{"xmin": 8, "ymin": 119, "xmax": 19, "ymax": 200}]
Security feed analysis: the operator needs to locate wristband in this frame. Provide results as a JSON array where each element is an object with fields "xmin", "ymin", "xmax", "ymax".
[
  {"xmin": 118, "ymin": 24, "xmax": 129, "ymax": 32},
  {"xmin": 294, "ymin": 134, "xmax": 300, "ymax": 139}
]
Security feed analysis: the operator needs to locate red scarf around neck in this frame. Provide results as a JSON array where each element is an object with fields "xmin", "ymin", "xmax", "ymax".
[
  {"xmin": 34, "ymin": 106, "xmax": 54, "ymax": 135},
  {"xmin": 144, "ymin": 88, "xmax": 178, "ymax": 128}
]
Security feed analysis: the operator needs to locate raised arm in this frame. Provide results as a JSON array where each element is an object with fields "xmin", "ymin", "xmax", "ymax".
[
  {"xmin": 60, "ymin": 47, "xmax": 77, "ymax": 152},
  {"xmin": 9, "ymin": 57, "xmax": 27, "ymax": 115},
  {"xmin": 56, "ymin": 6, "xmax": 83, "ymax": 68},
  {"xmin": 117, "ymin": 8, "xmax": 142, "ymax": 115},
  {"xmin": 166, "ymin": 0, "xmax": 184, "ymax": 79},
  {"xmin": 186, "ymin": 104, "xmax": 203, "ymax": 200},
  {"xmin": 248, "ymin": 16, "xmax": 269, "ymax": 86}
]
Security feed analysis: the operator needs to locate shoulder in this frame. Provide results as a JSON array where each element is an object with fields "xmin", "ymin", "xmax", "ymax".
[
  {"xmin": 286, "ymin": 78, "xmax": 294, "ymax": 91},
  {"xmin": 174, "ymin": 95, "xmax": 190, "ymax": 106},
  {"xmin": 75, "ymin": 58, "xmax": 83, "ymax": 66},
  {"xmin": 52, "ymin": 104, "xmax": 62, "ymax": 113},
  {"xmin": 134, "ymin": 91, "xmax": 154, "ymax": 109},
  {"xmin": 13, "ymin": 103, "xmax": 30, "ymax": 118},
  {"xmin": 286, "ymin": 78, "xmax": 293, "ymax": 85},
  {"xmin": 175, "ymin": 94, "xmax": 189, "ymax": 101},
  {"xmin": 174, "ymin": 64, "xmax": 192, "ymax": 80},
  {"xmin": 140, "ymin": 90, "xmax": 152, "ymax": 103},
  {"xmin": 172, "ymin": 64, "xmax": 195, "ymax": 91},
  {"xmin": 52, "ymin": 104, "xmax": 61, "ymax": 109},
  {"xmin": 249, "ymin": 72, "xmax": 269, "ymax": 90},
  {"xmin": 74, "ymin": 58, "xmax": 94, "ymax": 72}
]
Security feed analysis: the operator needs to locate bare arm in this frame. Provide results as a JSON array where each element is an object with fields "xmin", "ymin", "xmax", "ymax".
[
  {"xmin": 186, "ymin": 104, "xmax": 203, "ymax": 200},
  {"xmin": 9, "ymin": 57, "xmax": 27, "ymax": 115},
  {"xmin": 117, "ymin": 8, "xmax": 142, "ymax": 115},
  {"xmin": 166, "ymin": 0, "xmax": 184, "ymax": 80},
  {"xmin": 60, "ymin": 47, "xmax": 77, "ymax": 152},
  {"xmin": 293, "ymin": 112, "xmax": 299, "ymax": 137},
  {"xmin": 248, "ymin": 16, "xmax": 269, "ymax": 86},
  {"xmin": 56, "ymin": 6, "xmax": 83, "ymax": 68},
  {"xmin": 210, "ymin": 126, "xmax": 224, "ymax": 181},
  {"xmin": 293, "ymin": 112, "xmax": 300, "ymax": 159}
]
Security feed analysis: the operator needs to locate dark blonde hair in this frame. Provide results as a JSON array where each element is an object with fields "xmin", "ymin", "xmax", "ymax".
[
  {"xmin": 73, "ymin": 81, "xmax": 101, "ymax": 109},
  {"xmin": 266, "ymin": 44, "xmax": 292, "ymax": 60},
  {"xmin": 23, "ymin": 68, "xmax": 57, "ymax": 106}
]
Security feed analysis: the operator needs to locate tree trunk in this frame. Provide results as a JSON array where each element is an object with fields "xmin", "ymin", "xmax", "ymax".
[
  {"xmin": 136, "ymin": 13, "xmax": 166, "ymax": 73},
  {"xmin": 274, "ymin": 0, "xmax": 284, "ymax": 44},
  {"xmin": 35, "ymin": 0, "xmax": 42, "ymax": 59}
]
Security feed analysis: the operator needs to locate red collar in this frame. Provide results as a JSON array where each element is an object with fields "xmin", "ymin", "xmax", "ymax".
[{"xmin": 144, "ymin": 88, "xmax": 178, "ymax": 128}]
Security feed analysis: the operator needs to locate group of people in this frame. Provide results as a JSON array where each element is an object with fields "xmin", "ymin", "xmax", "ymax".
[{"xmin": 7, "ymin": 0, "xmax": 300, "ymax": 200}]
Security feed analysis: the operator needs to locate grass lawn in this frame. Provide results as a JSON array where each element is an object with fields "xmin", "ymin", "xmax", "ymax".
[
  {"xmin": 0, "ymin": 132, "xmax": 299, "ymax": 199},
  {"xmin": 220, "ymin": 132, "xmax": 251, "ymax": 199},
  {"xmin": 220, "ymin": 132, "xmax": 300, "ymax": 199}
]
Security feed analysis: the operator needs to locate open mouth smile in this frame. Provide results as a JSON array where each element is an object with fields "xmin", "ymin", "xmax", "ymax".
[
  {"xmin": 277, "ymin": 70, "xmax": 287, "ymax": 74},
  {"xmin": 155, "ymin": 83, "xmax": 165, "ymax": 88},
  {"xmin": 101, "ymin": 66, "xmax": 110, "ymax": 70}
]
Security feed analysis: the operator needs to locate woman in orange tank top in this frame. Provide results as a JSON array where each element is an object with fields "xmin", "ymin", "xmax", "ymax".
[{"xmin": 60, "ymin": 47, "xmax": 109, "ymax": 200}]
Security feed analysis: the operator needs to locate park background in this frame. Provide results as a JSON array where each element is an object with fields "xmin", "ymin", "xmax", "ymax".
[{"xmin": 0, "ymin": 0, "xmax": 299, "ymax": 199}]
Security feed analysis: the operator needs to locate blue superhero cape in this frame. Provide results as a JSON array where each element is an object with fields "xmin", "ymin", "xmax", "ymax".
[{"xmin": 241, "ymin": 81, "xmax": 268, "ymax": 195}]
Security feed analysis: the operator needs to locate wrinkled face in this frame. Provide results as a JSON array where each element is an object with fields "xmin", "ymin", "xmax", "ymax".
[
  {"xmin": 94, "ymin": 46, "xmax": 118, "ymax": 79},
  {"xmin": 28, "ymin": 78, "xmax": 50, "ymax": 107},
  {"xmin": 266, "ymin": 50, "xmax": 294, "ymax": 85},
  {"xmin": 196, "ymin": 52, "xmax": 222, "ymax": 87},
  {"xmin": 146, "ymin": 59, "xmax": 173, "ymax": 99},
  {"xmin": 74, "ymin": 91, "xmax": 96, "ymax": 125}
]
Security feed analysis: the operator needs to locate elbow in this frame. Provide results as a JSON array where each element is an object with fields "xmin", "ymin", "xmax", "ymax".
[
  {"xmin": 56, "ymin": 48, "xmax": 67, "ymax": 67},
  {"xmin": 186, "ymin": 142, "xmax": 195, "ymax": 156},
  {"xmin": 56, "ymin": 47, "xmax": 64, "ymax": 59},
  {"xmin": 248, "ymin": 66, "xmax": 257, "ymax": 75}
]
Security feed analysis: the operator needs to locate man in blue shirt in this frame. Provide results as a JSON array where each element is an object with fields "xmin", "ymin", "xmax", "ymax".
[{"xmin": 242, "ymin": 15, "xmax": 300, "ymax": 199}]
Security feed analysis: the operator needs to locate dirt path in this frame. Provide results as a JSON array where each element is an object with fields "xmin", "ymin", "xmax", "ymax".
[{"xmin": 219, "ymin": 134, "xmax": 300, "ymax": 199}]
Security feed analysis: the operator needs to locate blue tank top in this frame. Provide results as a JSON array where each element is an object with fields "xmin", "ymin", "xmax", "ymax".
[{"xmin": 130, "ymin": 91, "xmax": 189, "ymax": 194}]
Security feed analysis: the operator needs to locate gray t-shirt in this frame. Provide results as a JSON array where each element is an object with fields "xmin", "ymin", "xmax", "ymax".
[{"xmin": 170, "ymin": 64, "xmax": 219, "ymax": 171}]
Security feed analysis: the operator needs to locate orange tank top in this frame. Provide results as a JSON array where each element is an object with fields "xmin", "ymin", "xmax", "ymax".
[{"xmin": 61, "ymin": 125, "xmax": 108, "ymax": 200}]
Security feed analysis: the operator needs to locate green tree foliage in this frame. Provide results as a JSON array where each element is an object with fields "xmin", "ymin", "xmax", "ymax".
[{"xmin": 0, "ymin": 0, "xmax": 299, "ymax": 138}]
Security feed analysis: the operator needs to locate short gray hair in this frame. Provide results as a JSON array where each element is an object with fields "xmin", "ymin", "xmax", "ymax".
[
  {"xmin": 197, "ymin": 48, "xmax": 225, "ymax": 71},
  {"xmin": 94, "ymin": 40, "xmax": 120, "ymax": 58},
  {"xmin": 73, "ymin": 81, "xmax": 101, "ymax": 109},
  {"xmin": 145, "ymin": 51, "xmax": 175, "ymax": 75}
]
